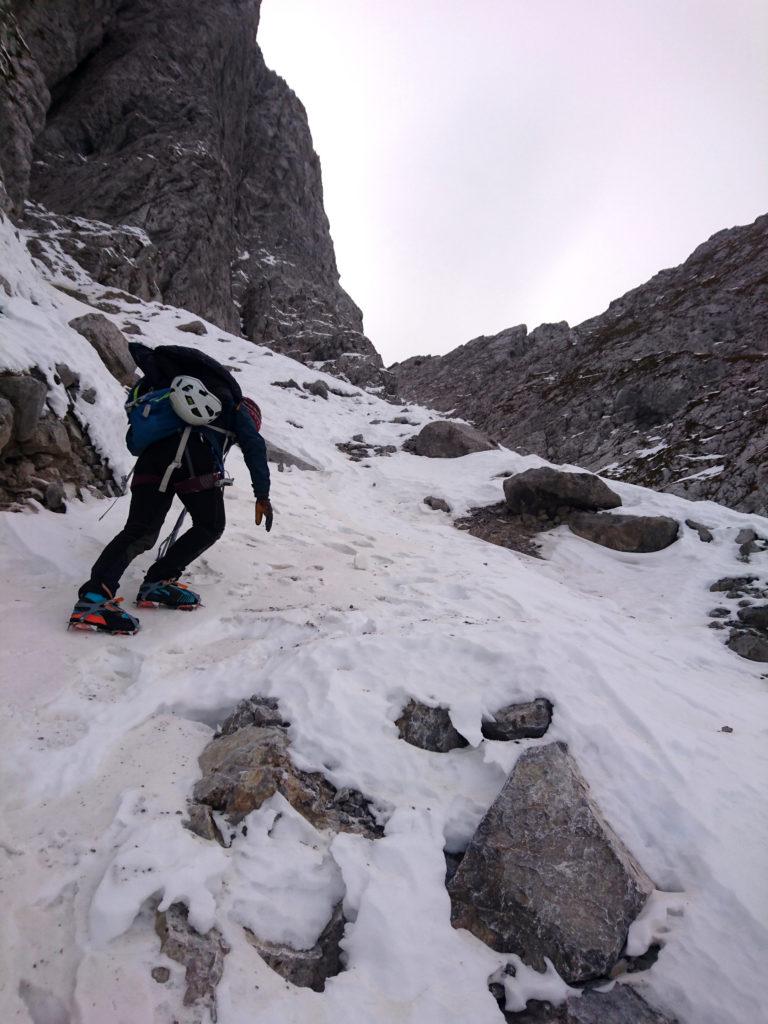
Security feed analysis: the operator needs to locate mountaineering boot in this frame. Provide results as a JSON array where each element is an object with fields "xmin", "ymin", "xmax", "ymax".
[
  {"xmin": 69, "ymin": 589, "xmax": 140, "ymax": 635},
  {"xmin": 136, "ymin": 579, "xmax": 201, "ymax": 610}
]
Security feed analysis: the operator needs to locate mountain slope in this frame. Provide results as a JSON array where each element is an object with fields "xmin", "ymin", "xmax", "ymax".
[
  {"xmin": 0, "ymin": 214, "xmax": 766, "ymax": 1024},
  {"xmin": 391, "ymin": 215, "xmax": 768, "ymax": 514}
]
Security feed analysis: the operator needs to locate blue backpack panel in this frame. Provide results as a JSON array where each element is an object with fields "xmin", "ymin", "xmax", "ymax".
[{"xmin": 125, "ymin": 386, "xmax": 184, "ymax": 457}]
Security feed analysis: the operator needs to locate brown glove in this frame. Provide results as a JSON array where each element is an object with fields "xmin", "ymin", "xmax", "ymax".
[{"xmin": 255, "ymin": 497, "xmax": 273, "ymax": 532}]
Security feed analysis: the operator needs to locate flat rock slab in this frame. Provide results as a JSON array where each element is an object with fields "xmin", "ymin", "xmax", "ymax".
[
  {"xmin": 396, "ymin": 700, "xmax": 469, "ymax": 752},
  {"xmin": 156, "ymin": 903, "xmax": 229, "ymax": 1022},
  {"xmin": 481, "ymin": 698, "xmax": 552, "ymax": 740},
  {"xmin": 500, "ymin": 985, "xmax": 677, "ymax": 1023},
  {"xmin": 245, "ymin": 903, "xmax": 345, "ymax": 992},
  {"xmin": 449, "ymin": 742, "xmax": 654, "ymax": 984},
  {"xmin": 404, "ymin": 419, "xmax": 497, "ymax": 458},
  {"xmin": 192, "ymin": 725, "xmax": 382, "ymax": 837},
  {"xmin": 568, "ymin": 513, "xmax": 678, "ymax": 553},
  {"xmin": 504, "ymin": 468, "xmax": 621, "ymax": 517}
]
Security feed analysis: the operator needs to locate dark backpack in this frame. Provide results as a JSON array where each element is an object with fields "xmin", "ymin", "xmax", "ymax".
[{"xmin": 128, "ymin": 342, "xmax": 243, "ymax": 408}]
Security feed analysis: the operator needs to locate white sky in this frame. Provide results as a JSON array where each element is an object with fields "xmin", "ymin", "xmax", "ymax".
[{"xmin": 259, "ymin": 0, "xmax": 768, "ymax": 365}]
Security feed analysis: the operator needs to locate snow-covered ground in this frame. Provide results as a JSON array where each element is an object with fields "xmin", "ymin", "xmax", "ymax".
[{"xmin": 1, "ymin": 215, "xmax": 767, "ymax": 1024}]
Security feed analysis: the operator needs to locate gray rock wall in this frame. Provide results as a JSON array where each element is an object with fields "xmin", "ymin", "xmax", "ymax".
[
  {"xmin": 1, "ymin": 0, "xmax": 379, "ymax": 369},
  {"xmin": 391, "ymin": 216, "xmax": 768, "ymax": 513}
]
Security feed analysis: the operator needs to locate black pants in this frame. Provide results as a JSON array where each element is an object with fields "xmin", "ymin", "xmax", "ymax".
[{"xmin": 82, "ymin": 435, "xmax": 226, "ymax": 596}]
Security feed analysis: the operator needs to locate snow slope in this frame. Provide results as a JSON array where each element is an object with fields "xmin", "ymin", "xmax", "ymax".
[{"xmin": 1, "ymin": 215, "xmax": 767, "ymax": 1024}]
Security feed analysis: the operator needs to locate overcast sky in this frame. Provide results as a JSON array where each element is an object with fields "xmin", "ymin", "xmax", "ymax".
[{"xmin": 259, "ymin": 0, "xmax": 768, "ymax": 365}]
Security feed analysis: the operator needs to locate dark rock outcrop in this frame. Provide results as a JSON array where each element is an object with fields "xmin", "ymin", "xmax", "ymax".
[
  {"xmin": 448, "ymin": 743, "xmax": 654, "ymax": 984},
  {"xmin": 155, "ymin": 903, "xmax": 229, "ymax": 1022},
  {"xmin": 481, "ymin": 698, "xmax": 552, "ymax": 741},
  {"xmin": 503, "ymin": 468, "xmax": 622, "ymax": 517},
  {"xmin": 493, "ymin": 984, "xmax": 677, "ymax": 1023},
  {"xmin": 1, "ymin": 0, "xmax": 379, "ymax": 372},
  {"xmin": 191, "ymin": 724, "xmax": 382, "ymax": 837},
  {"xmin": 245, "ymin": 903, "xmax": 345, "ymax": 992},
  {"xmin": 403, "ymin": 420, "xmax": 497, "ymax": 458},
  {"xmin": 568, "ymin": 513, "xmax": 679, "ymax": 553},
  {"xmin": 391, "ymin": 216, "xmax": 768, "ymax": 513},
  {"xmin": 395, "ymin": 700, "xmax": 469, "ymax": 752}
]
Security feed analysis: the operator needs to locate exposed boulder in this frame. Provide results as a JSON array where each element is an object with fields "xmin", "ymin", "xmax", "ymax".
[
  {"xmin": 481, "ymin": 698, "xmax": 552, "ymax": 741},
  {"xmin": 395, "ymin": 700, "xmax": 469, "ymax": 753},
  {"xmin": 493, "ymin": 984, "xmax": 677, "ymax": 1023},
  {"xmin": 709, "ymin": 575, "xmax": 758, "ymax": 593},
  {"xmin": 404, "ymin": 420, "xmax": 497, "ymax": 458},
  {"xmin": 448, "ymin": 743, "xmax": 654, "ymax": 984},
  {"xmin": 0, "ymin": 396, "xmax": 14, "ymax": 452},
  {"xmin": 264, "ymin": 441, "xmax": 320, "ymax": 472},
  {"xmin": 503, "ymin": 468, "xmax": 622, "ymax": 517},
  {"xmin": 68, "ymin": 313, "xmax": 136, "ymax": 385},
  {"xmin": 568, "ymin": 513, "xmax": 679, "ymax": 553},
  {"xmin": 737, "ymin": 604, "xmax": 768, "ymax": 630},
  {"xmin": 304, "ymin": 379, "xmax": 329, "ymax": 400},
  {"xmin": 244, "ymin": 903, "xmax": 345, "ymax": 992},
  {"xmin": 22, "ymin": 414, "xmax": 72, "ymax": 456},
  {"xmin": 727, "ymin": 631, "xmax": 768, "ymax": 663},
  {"xmin": 215, "ymin": 695, "xmax": 287, "ymax": 737},
  {"xmin": 0, "ymin": 374, "xmax": 47, "ymax": 442},
  {"xmin": 177, "ymin": 319, "xmax": 207, "ymax": 335},
  {"xmin": 155, "ymin": 903, "xmax": 229, "ymax": 1022},
  {"xmin": 685, "ymin": 519, "xmax": 714, "ymax": 543},
  {"xmin": 191, "ymin": 725, "xmax": 382, "ymax": 837},
  {"xmin": 424, "ymin": 495, "xmax": 451, "ymax": 513}
]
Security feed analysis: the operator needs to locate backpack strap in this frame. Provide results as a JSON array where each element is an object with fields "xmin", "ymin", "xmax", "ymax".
[{"xmin": 159, "ymin": 426, "xmax": 192, "ymax": 493}]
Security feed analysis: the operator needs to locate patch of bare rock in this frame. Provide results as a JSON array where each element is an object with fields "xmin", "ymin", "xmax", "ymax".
[
  {"xmin": 155, "ymin": 903, "xmax": 229, "ymax": 1023},
  {"xmin": 181, "ymin": 695, "xmax": 383, "ymax": 1003},
  {"xmin": 491, "ymin": 982, "xmax": 677, "ymax": 1023},
  {"xmin": 403, "ymin": 418, "xmax": 498, "ymax": 457},
  {"xmin": 456, "ymin": 467, "xmax": 679, "ymax": 557},
  {"xmin": 707, "ymin": 575, "xmax": 768, "ymax": 662},
  {"xmin": 396, "ymin": 697, "xmax": 553, "ymax": 751}
]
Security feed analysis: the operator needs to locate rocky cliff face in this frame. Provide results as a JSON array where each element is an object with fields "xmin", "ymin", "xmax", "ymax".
[
  {"xmin": 392, "ymin": 215, "xmax": 768, "ymax": 513},
  {"xmin": 0, "ymin": 0, "xmax": 381, "ymax": 377}
]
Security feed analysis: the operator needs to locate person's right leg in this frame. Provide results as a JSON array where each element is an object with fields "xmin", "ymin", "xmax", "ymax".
[{"xmin": 81, "ymin": 485, "xmax": 174, "ymax": 597}]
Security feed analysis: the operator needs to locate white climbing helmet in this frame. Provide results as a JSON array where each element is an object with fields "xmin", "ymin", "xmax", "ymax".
[{"xmin": 169, "ymin": 375, "xmax": 222, "ymax": 425}]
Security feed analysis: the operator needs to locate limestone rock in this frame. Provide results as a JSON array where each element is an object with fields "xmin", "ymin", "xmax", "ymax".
[
  {"xmin": 481, "ymin": 698, "xmax": 552, "ymax": 741},
  {"xmin": 395, "ymin": 700, "xmax": 469, "ymax": 752},
  {"xmin": 192, "ymin": 725, "xmax": 382, "ymax": 837},
  {"xmin": 216, "ymin": 695, "xmax": 287, "ymax": 737},
  {"xmin": 568, "ymin": 513, "xmax": 679, "ymax": 553},
  {"xmin": 69, "ymin": 313, "xmax": 136, "ymax": 385},
  {"xmin": 503, "ymin": 468, "xmax": 622, "ymax": 517},
  {"xmin": 496, "ymin": 985, "xmax": 677, "ymax": 1023},
  {"xmin": 737, "ymin": 604, "xmax": 768, "ymax": 630},
  {"xmin": 448, "ymin": 742, "xmax": 654, "ymax": 983},
  {"xmin": 0, "ymin": 396, "xmax": 14, "ymax": 452},
  {"xmin": 404, "ymin": 420, "xmax": 497, "ymax": 458},
  {"xmin": 155, "ymin": 903, "xmax": 229, "ymax": 1022},
  {"xmin": 727, "ymin": 631, "xmax": 768, "ymax": 662},
  {"xmin": 245, "ymin": 902, "xmax": 345, "ymax": 992},
  {"xmin": 177, "ymin": 319, "xmax": 207, "ymax": 335},
  {"xmin": 709, "ymin": 576, "xmax": 758, "ymax": 593},
  {"xmin": 304, "ymin": 379, "xmax": 329, "ymax": 400},
  {"xmin": 0, "ymin": 374, "xmax": 47, "ymax": 443},
  {"xmin": 685, "ymin": 519, "xmax": 714, "ymax": 542}
]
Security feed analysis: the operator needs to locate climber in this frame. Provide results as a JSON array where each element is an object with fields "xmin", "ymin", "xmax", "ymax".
[{"xmin": 69, "ymin": 344, "xmax": 272, "ymax": 635}]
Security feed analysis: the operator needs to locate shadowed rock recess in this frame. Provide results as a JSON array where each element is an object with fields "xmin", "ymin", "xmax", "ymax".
[
  {"xmin": 0, "ymin": 0, "xmax": 383, "ymax": 379},
  {"xmin": 392, "ymin": 216, "xmax": 768, "ymax": 513}
]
